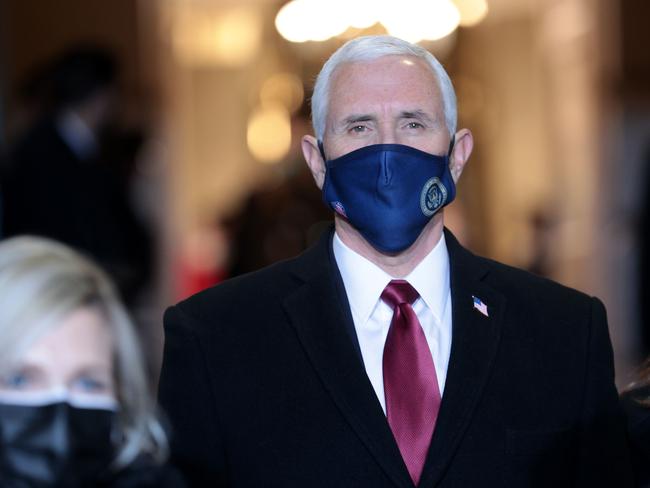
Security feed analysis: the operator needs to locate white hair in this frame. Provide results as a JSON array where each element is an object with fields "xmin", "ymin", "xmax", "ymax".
[
  {"xmin": 0, "ymin": 236, "xmax": 168, "ymax": 469},
  {"xmin": 311, "ymin": 35, "xmax": 457, "ymax": 142}
]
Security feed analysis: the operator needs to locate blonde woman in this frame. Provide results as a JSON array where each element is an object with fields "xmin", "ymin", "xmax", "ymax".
[{"xmin": 0, "ymin": 236, "xmax": 184, "ymax": 487}]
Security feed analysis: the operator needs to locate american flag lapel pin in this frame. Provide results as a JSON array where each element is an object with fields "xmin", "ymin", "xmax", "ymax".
[{"xmin": 472, "ymin": 296, "xmax": 489, "ymax": 317}]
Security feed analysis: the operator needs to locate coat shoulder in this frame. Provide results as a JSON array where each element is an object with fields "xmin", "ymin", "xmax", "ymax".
[
  {"xmin": 482, "ymin": 255, "xmax": 592, "ymax": 304},
  {"xmin": 456, "ymin": 245, "xmax": 601, "ymax": 327},
  {"xmin": 445, "ymin": 229, "xmax": 595, "ymax": 312},
  {"xmin": 168, "ymin": 254, "xmax": 304, "ymax": 327}
]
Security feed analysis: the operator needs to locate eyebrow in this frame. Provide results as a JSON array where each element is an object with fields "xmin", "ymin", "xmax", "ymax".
[
  {"xmin": 341, "ymin": 110, "xmax": 438, "ymax": 124},
  {"xmin": 399, "ymin": 110, "xmax": 438, "ymax": 125},
  {"xmin": 342, "ymin": 114, "xmax": 375, "ymax": 125},
  {"xmin": 330, "ymin": 114, "xmax": 375, "ymax": 135},
  {"xmin": 333, "ymin": 110, "xmax": 441, "ymax": 133}
]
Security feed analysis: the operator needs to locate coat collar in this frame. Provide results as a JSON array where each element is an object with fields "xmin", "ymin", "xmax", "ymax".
[
  {"xmin": 284, "ymin": 227, "xmax": 505, "ymax": 487},
  {"xmin": 284, "ymin": 228, "xmax": 414, "ymax": 487},
  {"xmin": 418, "ymin": 229, "xmax": 506, "ymax": 487}
]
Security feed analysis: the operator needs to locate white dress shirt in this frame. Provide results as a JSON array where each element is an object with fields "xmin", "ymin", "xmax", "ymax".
[{"xmin": 333, "ymin": 232, "xmax": 453, "ymax": 414}]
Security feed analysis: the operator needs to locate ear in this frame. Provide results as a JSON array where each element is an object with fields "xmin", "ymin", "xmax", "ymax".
[
  {"xmin": 301, "ymin": 135, "xmax": 327, "ymax": 189},
  {"xmin": 449, "ymin": 128, "xmax": 473, "ymax": 183}
]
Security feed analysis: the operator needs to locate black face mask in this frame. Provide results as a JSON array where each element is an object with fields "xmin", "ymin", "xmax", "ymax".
[{"xmin": 0, "ymin": 402, "xmax": 116, "ymax": 487}]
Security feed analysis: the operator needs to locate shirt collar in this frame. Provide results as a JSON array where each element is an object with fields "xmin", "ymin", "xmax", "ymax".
[
  {"xmin": 333, "ymin": 232, "xmax": 450, "ymax": 325},
  {"xmin": 55, "ymin": 110, "xmax": 98, "ymax": 161},
  {"xmin": 404, "ymin": 233, "xmax": 450, "ymax": 324}
]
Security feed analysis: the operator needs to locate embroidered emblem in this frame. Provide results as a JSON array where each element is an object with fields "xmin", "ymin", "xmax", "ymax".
[{"xmin": 420, "ymin": 177, "xmax": 448, "ymax": 217}]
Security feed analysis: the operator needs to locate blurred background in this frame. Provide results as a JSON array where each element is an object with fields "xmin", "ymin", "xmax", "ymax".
[{"xmin": 0, "ymin": 0, "xmax": 648, "ymax": 388}]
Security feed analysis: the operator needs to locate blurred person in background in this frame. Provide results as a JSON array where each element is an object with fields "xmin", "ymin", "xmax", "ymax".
[
  {"xmin": 226, "ymin": 162, "xmax": 332, "ymax": 277},
  {"xmin": 159, "ymin": 35, "xmax": 631, "ymax": 487},
  {"xmin": 639, "ymin": 145, "xmax": 650, "ymax": 357},
  {"xmin": 622, "ymin": 363, "xmax": 650, "ymax": 487},
  {"xmin": 0, "ymin": 236, "xmax": 184, "ymax": 487},
  {"xmin": 624, "ymin": 146, "xmax": 650, "ymax": 488},
  {"xmin": 1, "ymin": 45, "xmax": 152, "ymax": 305},
  {"xmin": 0, "ymin": 146, "xmax": 5, "ymax": 239}
]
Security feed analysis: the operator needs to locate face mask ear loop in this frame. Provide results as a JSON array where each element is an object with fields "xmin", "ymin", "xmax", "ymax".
[
  {"xmin": 318, "ymin": 140, "xmax": 327, "ymax": 162},
  {"xmin": 447, "ymin": 136, "xmax": 455, "ymax": 158}
]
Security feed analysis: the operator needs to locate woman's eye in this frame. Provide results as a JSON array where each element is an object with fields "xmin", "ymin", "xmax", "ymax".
[
  {"xmin": 74, "ymin": 377, "xmax": 107, "ymax": 392},
  {"xmin": 2, "ymin": 372, "xmax": 31, "ymax": 389}
]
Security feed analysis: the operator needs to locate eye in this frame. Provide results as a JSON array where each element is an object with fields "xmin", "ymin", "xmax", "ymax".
[
  {"xmin": 349, "ymin": 125, "xmax": 368, "ymax": 133},
  {"xmin": 406, "ymin": 121, "xmax": 424, "ymax": 129},
  {"xmin": 73, "ymin": 376, "xmax": 109, "ymax": 393},
  {"xmin": 1, "ymin": 371, "xmax": 33, "ymax": 390}
]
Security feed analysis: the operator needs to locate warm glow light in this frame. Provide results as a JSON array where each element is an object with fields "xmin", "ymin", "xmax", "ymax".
[
  {"xmin": 275, "ymin": 0, "xmax": 311, "ymax": 43},
  {"xmin": 380, "ymin": 0, "xmax": 460, "ymax": 43},
  {"xmin": 275, "ymin": 0, "xmax": 472, "ymax": 44},
  {"xmin": 172, "ymin": 6, "xmax": 262, "ymax": 67},
  {"xmin": 260, "ymin": 73, "xmax": 304, "ymax": 114},
  {"xmin": 275, "ymin": 0, "xmax": 348, "ymax": 43},
  {"xmin": 247, "ymin": 105, "xmax": 292, "ymax": 163},
  {"xmin": 345, "ymin": 0, "xmax": 380, "ymax": 29},
  {"xmin": 213, "ymin": 8, "xmax": 263, "ymax": 65},
  {"xmin": 454, "ymin": 0, "xmax": 489, "ymax": 27}
]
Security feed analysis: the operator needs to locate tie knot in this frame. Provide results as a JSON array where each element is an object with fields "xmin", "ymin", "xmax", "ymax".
[{"xmin": 381, "ymin": 280, "xmax": 420, "ymax": 309}]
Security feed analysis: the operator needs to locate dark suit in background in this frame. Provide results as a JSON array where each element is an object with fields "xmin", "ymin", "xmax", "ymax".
[
  {"xmin": 639, "ymin": 145, "xmax": 650, "ymax": 357},
  {"xmin": 1, "ymin": 46, "xmax": 152, "ymax": 303},
  {"xmin": 621, "ymin": 385, "xmax": 650, "ymax": 487},
  {"xmin": 159, "ymin": 228, "xmax": 631, "ymax": 487},
  {"xmin": 2, "ymin": 118, "xmax": 151, "ymax": 303}
]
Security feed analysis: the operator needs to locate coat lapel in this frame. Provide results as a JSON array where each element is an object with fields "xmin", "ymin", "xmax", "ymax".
[
  {"xmin": 418, "ymin": 229, "xmax": 506, "ymax": 487},
  {"xmin": 283, "ymin": 228, "xmax": 505, "ymax": 487},
  {"xmin": 283, "ymin": 229, "xmax": 414, "ymax": 488}
]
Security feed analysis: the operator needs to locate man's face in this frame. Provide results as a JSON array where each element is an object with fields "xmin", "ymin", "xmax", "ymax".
[{"xmin": 323, "ymin": 55, "xmax": 450, "ymax": 160}]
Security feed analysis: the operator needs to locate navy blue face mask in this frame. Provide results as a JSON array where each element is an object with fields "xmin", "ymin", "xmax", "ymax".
[{"xmin": 320, "ymin": 141, "xmax": 456, "ymax": 253}]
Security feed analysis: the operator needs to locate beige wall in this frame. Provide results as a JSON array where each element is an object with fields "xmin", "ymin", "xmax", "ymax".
[{"xmin": 2, "ymin": 0, "xmax": 638, "ymax": 381}]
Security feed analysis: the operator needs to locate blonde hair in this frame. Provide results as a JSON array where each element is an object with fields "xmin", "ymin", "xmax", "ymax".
[{"xmin": 0, "ymin": 236, "xmax": 168, "ymax": 468}]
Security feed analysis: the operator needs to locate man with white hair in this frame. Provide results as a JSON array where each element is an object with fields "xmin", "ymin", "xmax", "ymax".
[{"xmin": 159, "ymin": 35, "xmax": 632, "ymax": 487}]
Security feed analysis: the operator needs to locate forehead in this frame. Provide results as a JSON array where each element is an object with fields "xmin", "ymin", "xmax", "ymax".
[
  {"xmin": 22, "ymin": 306, "xmax": 113, "ymax": 366},
  {"xmin": 327, "ymin": 55, "xmax": 442, "ymax": 118}
]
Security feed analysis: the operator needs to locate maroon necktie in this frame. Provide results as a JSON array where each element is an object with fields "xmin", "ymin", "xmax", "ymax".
[{"xmin": 382, "ymin": 280, "xmax": 441, "ymax": 486}]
